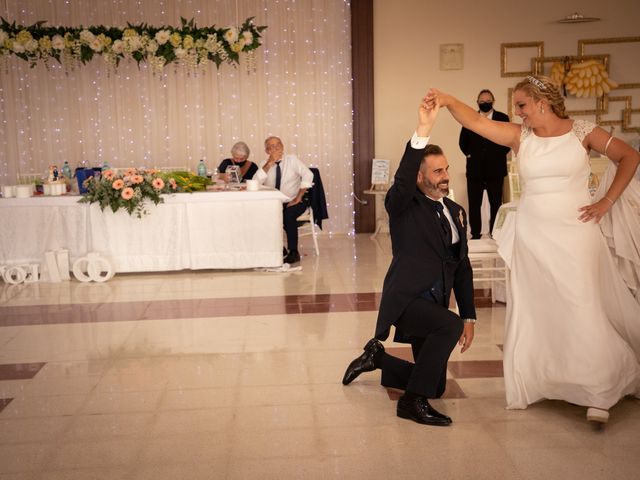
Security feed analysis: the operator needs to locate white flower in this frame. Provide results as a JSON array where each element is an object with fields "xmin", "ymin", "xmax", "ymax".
[
  {"xmin": 146, "ymin": 40, "xmax": 158, "ymax": 53},
  {"xmin": 204, "ymin": 34, "xmax": 219, "ymax": 52},
  {"xmin": 51, "ymin": 34, "xmax": 65, "ymax": 50},
  {"xmin": 242, "ymin": 31, "xmax": 253, "ymax": 45},
  {"xmin": 12, "ymin": 42, "xmax": 25, "ymax": 53},
  {"xmin": 231, "ymin": 40, "xmax": 245, "ymax": 53},
  {"xmin": 223, "ymin": 26, "xmax": 238, "ymax": 44},
  {"xmin": 25, "ymin": 39, "xmax": 39, "ymax": 52},
  {"xmin": 111, "ymin": 39, "xmax": 124, "ymax": 54},
  {"xmin": 125, "ymin": 35, "xmax": 142, "ymax": 52},
  {"xmin": 79, "ymin": 29, "xmax": 96, "ymax": 44},
  {"xmin": 174, "ymin": 47, "xmax": 187, "ymax": 59},
  {"xmin": 89, "ymin": 38, "xmax": 104, "ymax": 52},
  {"xmin": 155, "ymin": 30, "xmax": 171, "ymax": 45},
  {"xmin": 0, "ymin": 30, "xmax": 8, "ymax": 46}
]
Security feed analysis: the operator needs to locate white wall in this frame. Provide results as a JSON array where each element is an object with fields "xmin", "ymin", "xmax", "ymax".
[{"xmin": 373, "ymin": 0, "xmax": 640, "ymax": 210}]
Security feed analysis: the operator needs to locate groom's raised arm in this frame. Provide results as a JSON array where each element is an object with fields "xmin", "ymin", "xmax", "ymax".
[{"xmin": 385, "ymin": 96, "xmax": 439, "ymax": 216}]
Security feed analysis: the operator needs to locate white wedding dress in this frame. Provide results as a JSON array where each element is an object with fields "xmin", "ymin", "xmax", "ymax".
[{"xmin": 501, "ymin": 120, "xmax": 640, "ymax": 410}]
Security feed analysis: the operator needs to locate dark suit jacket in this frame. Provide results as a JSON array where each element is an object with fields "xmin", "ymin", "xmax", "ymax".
[
  {"xmin": 374, "ymin": 141, "xmax": 476, "ymax": 342},
  {"xmin": 459, "ymin": 110, "xmax": 511, "ymax": 179},
  {"xmin": 308, "ymin": 167, "xmax": 329, "ymax": 229}
]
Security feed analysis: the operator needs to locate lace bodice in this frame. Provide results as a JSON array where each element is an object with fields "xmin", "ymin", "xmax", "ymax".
[{"xmin": 520, "ymin": 119, "xmax": 596, "ymax": 143}]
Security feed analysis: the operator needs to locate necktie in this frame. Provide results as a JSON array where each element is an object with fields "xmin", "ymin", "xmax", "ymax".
[
  {"xmin": 433, "ymin": 201, "xmax": 453, "ymax": 245},
  {"xmin": 275, "ymin": 162, "xmax": 282, "ymax": 190}
]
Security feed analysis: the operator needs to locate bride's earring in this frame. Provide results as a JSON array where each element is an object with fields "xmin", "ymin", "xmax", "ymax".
[{"xmin": 540, "ymin": 106, "xmax": 545, "ymax": 114}]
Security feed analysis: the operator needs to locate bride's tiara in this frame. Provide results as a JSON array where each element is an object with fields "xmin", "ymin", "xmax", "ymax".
[{"xmin": 526, "ymin": 75, "xmax": 546, "ymax": 90}]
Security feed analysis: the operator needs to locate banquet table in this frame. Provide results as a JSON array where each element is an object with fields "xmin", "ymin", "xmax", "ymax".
[{"xmin": 0, "ymin": 189, "xmax": 287, "ymax": 272}]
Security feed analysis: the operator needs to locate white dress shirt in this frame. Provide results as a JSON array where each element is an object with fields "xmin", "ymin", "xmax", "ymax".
[
  {"xmin": 426, "ymin": 196, "xmax": 460, "ymax": 244},
  {"xmin": 412, "ymin": 131, "xmax": 459, "ymax": 244},
  {"xmin": 255, "ymin": 154, "xmax": 314, "ymax": 203}
]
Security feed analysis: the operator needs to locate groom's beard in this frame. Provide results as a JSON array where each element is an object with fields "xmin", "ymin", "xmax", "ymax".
[{"xmin": 423, "ymin": 179, "xmax": 449, "ymax": 199}]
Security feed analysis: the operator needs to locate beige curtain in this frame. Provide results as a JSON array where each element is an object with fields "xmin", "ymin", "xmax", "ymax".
[{"xmin": 0, "ymin": 0, "xmax": 354, "ymax": 234}]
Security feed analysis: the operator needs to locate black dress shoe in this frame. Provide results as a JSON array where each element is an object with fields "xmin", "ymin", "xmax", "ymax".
[
  {"xmin": 283, "ymin": 247, "xmax": 288, "ymax": 257},
  {"xmin": 397, "ymin": 394, "xmax": 452, "ymax": 426},
  {"xmin": 284, "ymin": 250, "xmax": 300, "ymax": 264},
  {"xmin": 342, "ymin": 338, "xmax": 384, "ymax": 385}
]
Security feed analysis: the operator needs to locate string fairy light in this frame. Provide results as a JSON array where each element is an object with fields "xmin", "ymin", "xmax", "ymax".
[{"xmin": 0, "ymin": 0, "xmax": 354, "ymax": 234}]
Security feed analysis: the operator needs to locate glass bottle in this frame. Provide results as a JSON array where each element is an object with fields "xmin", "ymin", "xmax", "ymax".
[
  {"xmin": 197, "ymin": 159, "xmax": 207, "ymax": 177},
  {"xmin": 62, "ymin": 161, "xmax": 72, "ymax": 179}
]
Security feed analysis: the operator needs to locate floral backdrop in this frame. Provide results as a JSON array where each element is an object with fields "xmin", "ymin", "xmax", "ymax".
[
  {"xmin": 0, "ymin": 16, "xmax": 267, "ymax": 74},
  {"xmin": 0, "ymin": 0, "xmax": 354, "ymax": 234}
]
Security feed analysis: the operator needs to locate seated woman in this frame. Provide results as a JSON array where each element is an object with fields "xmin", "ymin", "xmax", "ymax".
[{"xmin": 218, "ymin": 141, "xmax": 258, "ymax": 181}]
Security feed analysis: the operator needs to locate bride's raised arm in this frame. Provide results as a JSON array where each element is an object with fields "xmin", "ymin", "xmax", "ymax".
[{"xmin": 426, "ymin": 88, "xmax": 520, "ymax": 151}]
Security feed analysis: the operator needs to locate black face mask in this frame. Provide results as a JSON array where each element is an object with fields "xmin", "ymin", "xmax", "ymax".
[
  {"xmin": 233, "ymin": 159, "xmax": 248, "ymax": 167},
  {"xmin": 478, "ymin": 102, "xmax": 493, "ymax": 113}
]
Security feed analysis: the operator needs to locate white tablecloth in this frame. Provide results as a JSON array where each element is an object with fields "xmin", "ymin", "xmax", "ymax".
[{"xmin": 0, "ymin": 189, "xmax": 287, "ymax": 272}]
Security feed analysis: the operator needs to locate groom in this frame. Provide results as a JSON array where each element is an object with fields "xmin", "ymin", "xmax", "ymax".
[{"xmin": 342, "ymin": 96, "xmax": 476, "ymax": 426}]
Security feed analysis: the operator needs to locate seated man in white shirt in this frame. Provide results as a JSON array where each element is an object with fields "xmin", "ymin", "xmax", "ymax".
[{"xmin": 255, "ymin": 136, "xmax": 314, "ymax": 264}]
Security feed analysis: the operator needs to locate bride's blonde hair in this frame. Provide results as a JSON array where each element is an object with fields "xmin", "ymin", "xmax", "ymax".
[{"xmin": 514, "ymin": 75, "xmax": 569, "ymax": 119}]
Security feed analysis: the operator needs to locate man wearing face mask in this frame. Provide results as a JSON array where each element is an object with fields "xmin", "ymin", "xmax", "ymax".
[{"xmin": 459, "ymin": 89, "xmax": 511, "ymax": 239}]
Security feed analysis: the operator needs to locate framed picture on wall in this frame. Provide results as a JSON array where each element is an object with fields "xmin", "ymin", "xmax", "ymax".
[{"xmin": 439, "ymin": 44, "xmax": 464, "ymax": 70}]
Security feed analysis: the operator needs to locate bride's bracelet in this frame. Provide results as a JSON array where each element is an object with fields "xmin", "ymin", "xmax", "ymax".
[{"xmin": 603, "ymin": 195, "xmax": 615, "ymax": 205}]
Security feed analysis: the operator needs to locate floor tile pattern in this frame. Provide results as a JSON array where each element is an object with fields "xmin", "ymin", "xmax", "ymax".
[
  {"xmin": 0, "ymin": 235, "xmax": 638, "ymax": 479},
  {"xmin": 0, "ymin": 362, "xmax": 46, "ymax": 380}
]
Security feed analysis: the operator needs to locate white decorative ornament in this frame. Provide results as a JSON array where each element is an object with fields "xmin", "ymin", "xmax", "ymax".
[
  {"xmin": 0, "ymin": 264, "xmax": 39, "ymax": 284},
  {"xmin": 41, "ymin": 249, "xmax": 71, "ymax": 282},
  {"xmin": 72, "ymin": 253, "xmax": 115, "ymax": 283}
]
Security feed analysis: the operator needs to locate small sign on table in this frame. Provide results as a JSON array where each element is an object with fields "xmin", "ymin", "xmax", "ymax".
[{"xmin": 371, "ymin": 158, "xmax": 390, "ymax": 191}]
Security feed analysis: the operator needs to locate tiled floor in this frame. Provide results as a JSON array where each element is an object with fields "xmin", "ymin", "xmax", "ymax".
[{"xmin": 0, "ymin": 234, "xmax": 638, "ymax": 479}]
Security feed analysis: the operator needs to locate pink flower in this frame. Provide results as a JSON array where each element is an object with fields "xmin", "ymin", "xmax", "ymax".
[
  {"xmin": 121, "ymin": 187, "xmax": 134, "ymax": 200},
  {"xmin": 152, "ymin": 177, "xmax": 165, "ymax": 190},
  {"xmin": 169, "ymin": 178, "xmax": 177, "ymax": 190},
  {"xmin": 102, "ymin": 170, "xmax": 115, "ymax": 181},
  {"xmin": 112, "ymin": 179, "xmax": 125, "ymax": 190},
  {"xmin": 125, "ymin": 168, "xmax": 137, "ymax": 177},
  {"xmin": 131, "ymin": 174, "xmax": 144, "ymax": 184}
]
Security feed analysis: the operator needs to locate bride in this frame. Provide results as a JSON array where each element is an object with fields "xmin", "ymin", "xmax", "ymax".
[{"xmin": 426, "ymin": 75, "xmax": 640, "ymax": 424}]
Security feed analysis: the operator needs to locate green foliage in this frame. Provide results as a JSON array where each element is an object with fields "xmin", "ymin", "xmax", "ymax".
[{"xmin": 78, "ymin": 168, "xmax": 209, "ymax": 218}]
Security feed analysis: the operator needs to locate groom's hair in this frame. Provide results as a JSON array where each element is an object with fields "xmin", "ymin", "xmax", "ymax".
[{"xmin": 422, "ymin": 144, "xmax": 443, "ymax": 161}]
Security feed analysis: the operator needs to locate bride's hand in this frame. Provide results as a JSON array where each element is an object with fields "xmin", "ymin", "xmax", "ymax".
[
  {"xmin": 425, "ymin": 88, "xmax": 452, "ymax": 108},
  {"xmin": 578, "ymin": 198, "xmax": 612, "ymax": 223}
]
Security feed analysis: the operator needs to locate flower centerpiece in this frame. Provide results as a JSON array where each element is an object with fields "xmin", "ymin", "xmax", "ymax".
[
  {"xmin": 0, "ymin": 16, "xmax": 267, "ymax": 74},
  {"xmin": 78, "ymin": 168, "xmax": 210, "ymax": 218}
]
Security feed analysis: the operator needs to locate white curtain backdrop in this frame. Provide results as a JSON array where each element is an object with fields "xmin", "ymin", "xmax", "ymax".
[{"xmin": 0, "ymin": 0, "xmax": 354, "ymax": 234}]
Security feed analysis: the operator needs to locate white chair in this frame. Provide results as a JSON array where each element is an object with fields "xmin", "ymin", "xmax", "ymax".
[
  {"xmin": 468, "ymin": 238, "xmax": 507, "ymax": 304},
  {"xmin": 507, "ymin": 172, "xmax": 521, "ymax": 202},
  {"xmin": 446, "ymin": 188, "xmax": 455, "ymax": 201},
  {"xmin": 297, "ymin": 206, "xmax": 320, "ymax": 256}
]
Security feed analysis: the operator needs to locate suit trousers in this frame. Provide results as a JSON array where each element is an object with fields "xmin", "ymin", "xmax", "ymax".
[
  {"xmin": 467, "ymin": 176, "xmax": 504, "ymax": 238},
  {"xmin": 282, "ymin": 200, "xmax": 308, "ymax": 252},
  {"xmin": 380, "ymin": 297, "xmax": 463, "ymax": 398}
]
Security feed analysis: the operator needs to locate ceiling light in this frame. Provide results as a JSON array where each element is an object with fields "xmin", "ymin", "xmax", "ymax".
[{"xmin": 557, "ymin": 12, "xmax": 601, "ymax": 23}]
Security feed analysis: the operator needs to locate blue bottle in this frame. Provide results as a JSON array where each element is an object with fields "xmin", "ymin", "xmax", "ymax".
[{"xmin": 197, "ymin": 159, "xmax": 207, "ymax": 177}]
